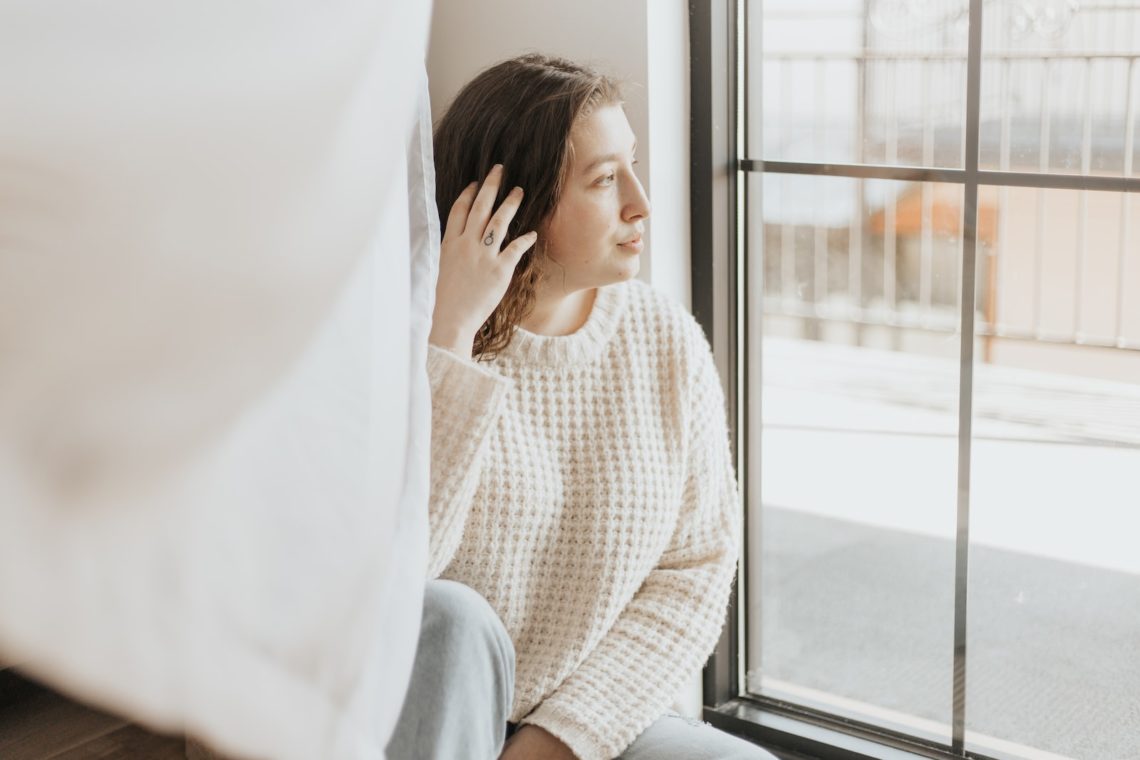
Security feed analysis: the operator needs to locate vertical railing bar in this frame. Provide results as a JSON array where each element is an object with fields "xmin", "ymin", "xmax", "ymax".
[
  {"xmin": 850, "ymin": 176, "xmax": 863, "ymax": 320},
  {"xmin": 1121, "ymin": 196, "xmax": 1134, "ymax": 348},
  {"xmin": 780, "ymin": 59, "xmax": 795, "ymax": 311},
  {"xmin": 1034, "ymin": 58, "xmax": 1051, "ymax": 338},
  {"xmin": 921, "ymin": 60, "xmax": 935, "ymax": 324},
  {"xmin": 767, "ymin": 52, "xmax": 778, "ymax": 149},
  {"xmin": 815, "ymin": 188, "xmax": 827, "ymax": 311},
  {"xmin": 996, "ymin": 58, "xmax": 1012, "ymax": 338},
  {"xmin": 1117, "ymin": 57, "xmax": 1137, "ymax": 344},
  {"xmin": 886, "ymin": 195, "xmax": 898, "ymax": 318},
  {"xmin": 1000, "ymin": 59, "xmax": 1012, "ymax": 173},
  {"xmin": 781, "ymin": 218, "xmax": 794, "ymax": 309},
  {"xmin": 960, "ymin": 40, "xmax": 968, "ymax": 173},
  {"xmin": 815, "ymin": 58, "xmax": 828, "ymax": 313},
  {"xmin": 886, "ymin": 59, "xmax": 898, "ymax": 319},
  {"xmin": 851, "ymin": 193, "xmax": 864, "ymax": 318},
  {"xmin": 953, "ymin": 0, "xmax": 984, "ymax": 752},
  {"xmin": 1076, "ymin": 57, "xmax": 1094, "ymax": 340},
  {"xmin": 853, "ymin": 53, "xmax": 867, "ymax": 322},
  {"xmin": 815, "ymin": 56, "xmax": 826, "ymax": 159}
]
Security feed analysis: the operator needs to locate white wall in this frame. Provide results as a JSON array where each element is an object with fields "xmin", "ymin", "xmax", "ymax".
[
  {"xmin": 426, "ymin": 0, "xmax": 701, "ymax": 717},
  {"xmin": 426, "ymin": 0, "xmax": 691, "ymax": 309}
]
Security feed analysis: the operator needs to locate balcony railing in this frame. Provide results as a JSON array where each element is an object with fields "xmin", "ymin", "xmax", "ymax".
[{"xmin": 756, "ymin": 50, "xmax": 1140, "ymax": 360}]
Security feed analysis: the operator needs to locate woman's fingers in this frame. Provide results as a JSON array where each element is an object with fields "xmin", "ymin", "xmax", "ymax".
[
  {"xmin": 499, "ymin": 231, "xmax": 538, "ymax": 265},
  {"xmin": 482, "ymin": 186, "xmax": 524, "ymax": 249},
  {"xmin": 444, "ymin": 181, "xmax": 479, "ymax": 240},
  {"xmin": 468, "ymin": 163, "xmax": 504, "ymax": 233},
  {"xmin": 444, "ymin": 165, "xmax": 524, "ymax": 251}
]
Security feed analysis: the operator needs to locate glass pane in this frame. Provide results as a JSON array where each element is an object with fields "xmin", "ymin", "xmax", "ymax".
[
  {"xmin": 748, "ymin": 174, "xmax": 967, "ymax": 741},
  {"xmin": 981, "ymin": 185, "xmax": 1140, "ymax": 352},
  {"xmin": 966, "ymin": 187, "xmax": 1140, "ymax": 760},
  {"xmin": 754, "ymin": 0, "xmax": 967, "ymax": 168},
  {"xmin": 979, "ymin": 1, "xmax": 1140, "ymax": 176}
]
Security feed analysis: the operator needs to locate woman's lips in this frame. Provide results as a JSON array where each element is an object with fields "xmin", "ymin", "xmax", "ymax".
[{"xmin": 618, "ymin": 236, "xmax": 643, "ymax": 252}]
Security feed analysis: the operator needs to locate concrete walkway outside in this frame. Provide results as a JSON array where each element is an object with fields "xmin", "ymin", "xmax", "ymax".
[{"xmin": 752, "ymin": 337, "xmax": 1140, "ymax": 760}]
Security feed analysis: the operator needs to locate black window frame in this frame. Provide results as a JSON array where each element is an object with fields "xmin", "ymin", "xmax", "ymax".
[{"xmin": 690, "ymin": 1, "xmax": 1139, "ymax": 758}]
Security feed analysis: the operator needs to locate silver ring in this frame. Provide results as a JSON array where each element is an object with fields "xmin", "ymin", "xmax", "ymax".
[{"xmin": 483, "ymin": 230, "xmax": 495, "ymax": 246}]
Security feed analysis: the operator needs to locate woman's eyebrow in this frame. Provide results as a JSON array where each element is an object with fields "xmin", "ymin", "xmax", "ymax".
[
  {"xmin": 580, "ymin": 154, "xmax": 621, "ymax": 174},
  {"xmin": 580, "ymin": 141, "xmax": 638, "ymax": 175}
]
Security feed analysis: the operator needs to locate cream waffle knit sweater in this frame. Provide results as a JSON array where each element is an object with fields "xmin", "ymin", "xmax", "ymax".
[{"xmin": 426, "ymin": 278, "xmax": 741, "ymax": 760}]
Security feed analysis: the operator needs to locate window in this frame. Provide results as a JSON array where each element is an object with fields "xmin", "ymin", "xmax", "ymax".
[{"xmin": 692, "ymin": 2, "xmax": 1140, "ymax": 759}]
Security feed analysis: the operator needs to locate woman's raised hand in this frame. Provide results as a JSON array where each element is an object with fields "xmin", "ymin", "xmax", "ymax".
[{"xmin": 429, "ymin": 164, "xmax": 538, "ymax": 359}]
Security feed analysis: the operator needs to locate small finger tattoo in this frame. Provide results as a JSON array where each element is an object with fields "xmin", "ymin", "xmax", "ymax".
[{"xmin": 484, "ymin": 231, "xmax": 495, "ymax": 246}]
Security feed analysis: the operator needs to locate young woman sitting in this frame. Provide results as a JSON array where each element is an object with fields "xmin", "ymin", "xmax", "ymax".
[{"xmin": 387, "ymin": 53, "xmax": 777, "ymax": 760}]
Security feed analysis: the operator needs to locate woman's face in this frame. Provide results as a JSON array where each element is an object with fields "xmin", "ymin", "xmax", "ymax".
[{"xmin": 538, "ymin": 104, "xmax": 650, "ymax": 292}]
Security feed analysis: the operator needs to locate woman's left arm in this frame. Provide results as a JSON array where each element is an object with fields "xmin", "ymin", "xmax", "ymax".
[{"xmin": 516, "ymin": 324, "xmax": 742, "ymax": 760}]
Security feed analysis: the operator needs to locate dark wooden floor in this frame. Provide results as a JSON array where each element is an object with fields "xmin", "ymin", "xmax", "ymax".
[{"xmin": 0, "ymin": 670, "xmax": 186, "ymax": 760}]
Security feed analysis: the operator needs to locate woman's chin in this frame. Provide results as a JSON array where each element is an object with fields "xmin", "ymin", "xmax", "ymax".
[
  {"xmin": 578, "ymin": 259, "xmax": 641, "ymax": 290},
  {"xmin": 613, "ymin": 258, "xmax": 641, "ymax": 282}
]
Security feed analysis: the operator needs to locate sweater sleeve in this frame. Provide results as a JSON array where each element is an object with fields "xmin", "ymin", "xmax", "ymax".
[
  {"xmin": 425, "ymin": 344, "xmax": 513, "ymax": 579},
  {"xmin": 518, "ymin": 325, "xmax": 742, "ymax": 760}
]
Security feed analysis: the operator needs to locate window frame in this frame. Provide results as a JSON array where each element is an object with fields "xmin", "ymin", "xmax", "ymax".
[{"xmin": 690, "ymin": 1, "xmax": 1140, "ymax": 758}]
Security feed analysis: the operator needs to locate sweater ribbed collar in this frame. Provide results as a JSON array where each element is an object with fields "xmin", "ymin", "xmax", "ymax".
[{"xmin": 495, "ymin": 281, "xmax": 629, "ymax": 367}]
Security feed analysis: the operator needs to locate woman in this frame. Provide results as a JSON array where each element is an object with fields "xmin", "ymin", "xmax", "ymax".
[{"xmin": 388, "ymin": 54, "xmax": 776, "ymax": 760}]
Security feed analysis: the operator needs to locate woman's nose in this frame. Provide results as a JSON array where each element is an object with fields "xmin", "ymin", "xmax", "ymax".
[{"xmin": 623, "ymin": 175, "xmax": 651, "ymax": 221}]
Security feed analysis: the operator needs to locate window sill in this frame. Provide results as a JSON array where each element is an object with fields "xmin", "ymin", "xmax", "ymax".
[{"xmin": 704, "ymin": 697, "xmax": 999, "ymax": 760}]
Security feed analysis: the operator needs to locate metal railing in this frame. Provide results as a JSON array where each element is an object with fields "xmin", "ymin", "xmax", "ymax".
[{"xmin": 753, "ymin": 50, "xmax": 1140, "ymax": 354}]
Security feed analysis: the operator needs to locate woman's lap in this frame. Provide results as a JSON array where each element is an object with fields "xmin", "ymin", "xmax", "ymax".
[{"xmin": 618, "ymin": 711, "xmax": 779, "ymax": 760}]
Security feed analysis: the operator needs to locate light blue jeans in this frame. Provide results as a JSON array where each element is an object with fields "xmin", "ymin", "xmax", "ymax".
[{"xmin": 386, "ymin": 579, "xmax": 778, "ymax": 760}]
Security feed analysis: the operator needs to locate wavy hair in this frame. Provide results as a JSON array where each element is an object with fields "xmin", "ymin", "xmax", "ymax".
[{"xmin": 433, "ymin": 53, "xmax": 622, "ymax": 361}]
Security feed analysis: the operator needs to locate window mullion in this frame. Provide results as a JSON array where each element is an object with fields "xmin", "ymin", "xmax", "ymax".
[{"xmin": 952, "ymin": 0, "xmax": 986, "ymax": 754}]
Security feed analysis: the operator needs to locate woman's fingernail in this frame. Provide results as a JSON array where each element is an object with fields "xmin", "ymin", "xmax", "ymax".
[{"xmin": 513, "ymin": 186, "xmax": 524, "ymax": 195}]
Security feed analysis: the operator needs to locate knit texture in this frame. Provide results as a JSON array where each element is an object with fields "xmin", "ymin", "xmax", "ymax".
[{"xmin": 425, "ymin": 279, "xmax": 741, "ymax": 760}]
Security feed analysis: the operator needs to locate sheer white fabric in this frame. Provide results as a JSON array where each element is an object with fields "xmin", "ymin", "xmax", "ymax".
[{"xmin": 0, "ymin": 3, "xmax": 435, "ymax": 759}]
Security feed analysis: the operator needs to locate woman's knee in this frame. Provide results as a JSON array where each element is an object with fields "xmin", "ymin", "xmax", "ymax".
[
  {"xmin": 422, "ymin": 580, "xmax": 515, "ymax": 678},
  {"xmin": 621, "ymin": 712, "xmax": 779, "ymax": 760}
]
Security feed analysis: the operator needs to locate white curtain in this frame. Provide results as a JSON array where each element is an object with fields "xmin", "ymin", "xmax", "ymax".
[{"xmin": 0, "ymin": 2, "xmax": 435, "ymax": 759}]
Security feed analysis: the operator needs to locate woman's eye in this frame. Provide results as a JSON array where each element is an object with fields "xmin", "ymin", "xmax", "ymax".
[{"xmin": 597, "ymin": 173, "xmax": 615, "ymax": 186}]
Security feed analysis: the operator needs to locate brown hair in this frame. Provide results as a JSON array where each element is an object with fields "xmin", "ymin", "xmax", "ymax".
[{"xmin": 433, "ymin": 53, "xmax": 621, "ymax": 361}]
